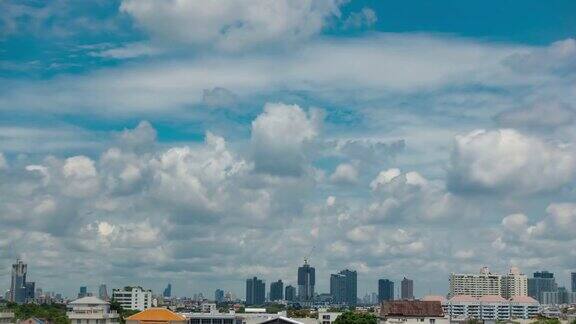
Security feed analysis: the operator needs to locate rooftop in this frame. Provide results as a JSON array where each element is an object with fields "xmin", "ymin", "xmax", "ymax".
[
  {"xmin": 126, "ymin": 308, "xmax": 186, "ymax": 321},
  {"xmin": 380, "ymin": 301, "xmax": 444, "ymax": 317},
  {"xmin": 70, "ymin": 296, "xmax": 109, "ymax": 305}
]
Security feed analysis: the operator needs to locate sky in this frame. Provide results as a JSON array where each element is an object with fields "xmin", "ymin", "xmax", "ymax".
[{"xmin": 1, "ymin": 0, "xmax": 576, "ymax": 300}]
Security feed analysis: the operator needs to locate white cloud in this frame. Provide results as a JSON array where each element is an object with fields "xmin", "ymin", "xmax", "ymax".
[
  {"xmin": 448, "ymin": 129, "xmax": 576, "ymax": 194},
  {"xmin": 495, "ymin": 101, "xmax": 576, "ymax": 129},
  {"xmin": 330, "ymin": 163, "xmax": 358, "ymax": 185},
  {"xmin": 343, "ymin": 7, "xmax": 377, "ymax": 30},
  {"xmin": 120, "ymin": 0, "xmax": 341, "ymax": 51},
  {"xmin": 251, "ymin": 103, "xmax": 321, "ymax": 176}
]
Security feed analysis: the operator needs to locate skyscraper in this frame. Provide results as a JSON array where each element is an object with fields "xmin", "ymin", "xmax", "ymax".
[
  {"xmin": 401, "ymin": 277, "xmax": 414, "ymax": 300},
  {"xmin": 78, "ymin": 286, "xmax": 88, "ymax": 298},
  {"xmin": 378, "ymin": 279, "xmax": 394, "ymax": 302},
  {"xmin": 528, "ymin": 271, "xmax": 557, "ymax": 303},
  {"xmin": 246, "ymin": 277, "xmax": 265, "ymax": 305},
  {"xmin": 270, "ymin": 280, "xmax": 284, "ymax": 301},
  {"xmin": 163, "ymin": 284, "xmax": 172, "ymax": 298},
  {"xmin": 572, "ymin": 272, "xmax": 576, "ymax": 293},
  {"xmin": 215, "ymin": 289, "xmax": 224, "ymax": 303},
  {"xmin": 285, "ymin": 285, "xmax": 296, "ymax": 302},
  {"xmin": 99, "ymin": 284, "xmax": 109, "ymax": 301},
  {"xmin": 297, "ymin": 260, "xmax": 315, "ymax": 301},
  {"xmin": 330, "ymin": 269, "xmax": 357, "ymax": 305},
  {"xmin": 9, "ymin": 260, "xmax": 29, "ymax": 304}
]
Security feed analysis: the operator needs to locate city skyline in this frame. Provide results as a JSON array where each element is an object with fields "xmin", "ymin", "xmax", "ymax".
[{"xmin": 1, "ymin": 0, "xmax": 576, "ymax": 300}]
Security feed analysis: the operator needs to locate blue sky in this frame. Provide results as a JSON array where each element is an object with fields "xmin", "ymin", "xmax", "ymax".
[{"xmin": 1, "ymin": 0, "xmax": 576, "ymax": 300}]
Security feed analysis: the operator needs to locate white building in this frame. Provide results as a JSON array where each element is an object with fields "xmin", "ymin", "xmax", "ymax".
[
  {"xmin": 501, "ymin": 267, "xmax": 528, "ymax": 299},
  {"xmin": 112, "ymin": 287, "xmax": 152, "ymax": 311},
  {"xmin": 317, "ymin": 312, "xmax": 341, "ymax": 324},
  {"xmin": 449, "ymin": 267, "xmax": 501, "ymax": 298},
  {"xmin": 200, "ymin": 303, "xmax": 217, "ymax": 314},
  {"xmin": 67, "ymin": 296, "xmax": 119, "ymax": 324},
  {"xmin": 0, "ymin": 311, "xmax": 14, "ymax": 324},
  {"xmin": 428, "ymin": 294, "xmax": 539, "ymax": 320}
]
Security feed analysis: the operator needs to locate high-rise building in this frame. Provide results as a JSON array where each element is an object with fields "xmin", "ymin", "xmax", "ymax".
[
  {"xmin": 79, "ymin": 286, "xmax": 88, "ymax": 298},
  {"xmin": 9, "ymin": 259, "xmax": 29, "ymax": 304},
  {"xmin": 215, "ymin": 289, "xmax": 224, "ymax": 303},
  {"xmin": 449, "ymin": 267, "xmax": 501, "ymax": 298},
  {"xmin": 330, "ymin": 269, "xmax": 357, "ymax": 305},
  {"xmin": 112, "ymin": 286, "xmax": 153, "ymax": 311},
  {"xmin": 297, "ymin": 260, "xmax": 315, "ymax": 302},
  {"xmin": 378, "ymin": 279, "xmax": 394, "ymax": 302},
  {"xmin": 245, "ymin": 277, "xmax": 265, "ymax": 306},
  {"xmin": 99, "ymin": 284, "xmax": 109, "ymax": 301},
  {"xmin": 163, "ymin": 284, "xmax": 172, "ymax": 298},
  {"xmin": 270, "ymin": 280, "xmax": 283, "ymax": 301},
  {"xmin": 527, "ymin": 271, "xmax": 557, "ymax": 303},
  {"xmin": 501, "ymin": 267, "xmax": 528, "ymax": 299},
  {"xmin": 401, "ymin": 277, "xmax": 414, "ymax": 300},
  {"xmin": 285, "ymin": 285, "xmax": 296, "ymax": 302},
  {"xmin": 571, "ymin": 272, "xmax": 576, "ymax": 293}
]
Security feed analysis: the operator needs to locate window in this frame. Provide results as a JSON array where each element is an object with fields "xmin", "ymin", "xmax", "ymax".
[
  {"xmin": 429, "ymin": 319, "xmax": 435, "ymax": 324},
  {"xmin": 323, "ymin": 315, "xmax": 330, "ymax": 319}
]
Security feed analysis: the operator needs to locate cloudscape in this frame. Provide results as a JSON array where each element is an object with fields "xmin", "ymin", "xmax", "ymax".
[{"xmin": 1, "ymin": 0, "xmax": 576, "ymax": 301}]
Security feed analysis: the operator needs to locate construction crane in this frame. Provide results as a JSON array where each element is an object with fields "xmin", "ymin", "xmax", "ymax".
[{"xmin": 303, "ymin": 245, "xmax": 315, "ymax": 265}]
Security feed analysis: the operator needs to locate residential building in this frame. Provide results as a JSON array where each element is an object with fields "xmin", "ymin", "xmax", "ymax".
[
  {"xmin": 112, "ymin": 287, "xmax": 153, "ymax": 311},
  {"xmin": 67, "ymin": 296, "xmax": 120, "ymax": 324},
  {"xmin": 125, "ymin": 308, "xmax": 186, "ymax": 324},
  {"xmin": 246, "ymin": 277, "xmax": 265, "ymax": 306},
  {"xmin": 430, "ymin": 294, "xmax": 539, "ymax": 320},
  {"xmin": 9, "ymin": 259, "xmax": 31, "ymax": 304},
  {"xmin": 0, "ymin": 310, "xmax": 14, "ymax": 324},
  {"xmin": 329, "ymin": 269, "xmax": 357, "ymax": 306},
  {"xmin": 215, "ymin": 289, "xmax": 224, "ymax": 303},
  {"xmin": 379, "ymin": 300, "xmax": 447, "ymax": 324},
  {"xmin": 297, "ymin": 260, "xmax": 315, "ymax": 302},
  {"xmin": 401, "ymin": 278, "xmax": 414, "ymax": 300},
  {"xmin": 527, "ymin": 271, "xmax": 557, "ymax": 303},
  {"xmin": 449, "ymin": 267, "xmax": 501, "ymax": 298},
  {"xmin": 163, "ymin": 284, "xmax": 172, "ymax": 298},
  {"xmin": 318, "ymin": 312, "xmax": 342, "ymax": 324},
  {"xmin": 501, "ymin": 267, "xmax": 528, "ymax": 299},
  {"xmin": 99, "ymin": 284, "xmax": 109, "ymax": 301},
  {"xmin": 378, "ymin": 279, "xmax": 394, "ymax": 302},
  {"xmin": 270, "ymin": 280, "xmax": 283, "ymax": 302},
  {"xmin": 285, "ymin": 285, "xmax": 296, "ymax": 302}
]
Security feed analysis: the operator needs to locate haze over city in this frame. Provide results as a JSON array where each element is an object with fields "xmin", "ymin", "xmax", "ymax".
[{"xmin": 1, "ymin": 0, "xmax": 576, "ymax": 301}]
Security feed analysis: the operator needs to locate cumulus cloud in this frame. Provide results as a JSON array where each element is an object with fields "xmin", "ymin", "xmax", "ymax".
[
  {"xmin": 330, "ymin": 163, "xmax": 359, "ymax": 185},
  {"xmin": 448, "ymin": 129, "xmax": 576, "ymax": 195},
  {"xmin": 251, "ymin": 103, "xmax": 322, "ymax": 176},
  {"xmin": 504, "ymin": 38, "xmax": 576, "ymax": 74},
  {"xmin": 342, "ymin": 7, "xmax": 377, "ymax": 30},
  {"xmin": 120, "ymin": 0, "xmax": 341, "ymax": 51}
]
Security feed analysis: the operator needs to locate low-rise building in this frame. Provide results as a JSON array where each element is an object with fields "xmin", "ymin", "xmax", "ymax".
[
  {"xmin": 424, "ymin": 294, "xmax": 539, "ymax": 320},
  {"xmin": 112, "ymin": 287, "xmax": 152, "ymax": 311},
  {"xmin": 379, "ymin": 300, "xmax": 448, "ymax": 324},
  {"xmin": 317, "ymin": 312, "xmax": 341, "ymax": 324},
  {"xmin": 185, "ymin": 312, "xmax": 242, "ymax": 324},
  {"xmin": 67, "ymin": 296, "xmax": 119, "ymax": 324},
  {"xmin": 0, "ymin": 311, "xmax": 14, "ymax": 324}
]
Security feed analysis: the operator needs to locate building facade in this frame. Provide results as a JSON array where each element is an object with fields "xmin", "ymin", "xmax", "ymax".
[
  {"xmin": 378, "ymin": 279, "xmax": 394, "ymax": 302},
  {"xmin": 401, "ymin": 278, "xmax": 414, "ymax": 300},
  {"xmin": 380, "ymin": 300, "xmax": 447, "ymax": 324},
  {"xmin": 329, "ymin": 269, "xmax": 357, "ymax": 306},
  {"xmin": 246, "ymin": 277, "xmax": 265, "ymax": 306},
  {"xmin": 449, "ymin": 267, "xmax": 501, "ymax": 298},
  {"xmin": 67, "ymin": 296, "xmax": 119, "ymax": 324},
  {"xmin": 112, "ymin": 287, "xmax": 153, "ymax": 311},
  {"xmin": 297, "ymin": 260, "xmax": 315, "ymax": 302},
  {"xmin": 572, "ymin": 272, "xmax": 576, "ymax": 293},
  {"xmin": 163, "ymin": 284, "xmax": 172, "ymax": 298},
  {"xmin": 500, "ymin": 267, "xmax": 527, "ymax": 299},
  {"xmin": 285, "ymin": 285, "xmax": 296, "ymax": 302},
  {"xmin": 527, "ymin": 271, "xmax": 557, "ymax": 303},
  {"xmin": 440, "ymin": 295, "xmax": 539, "ymax": 320},
  {"xmin": 318, "ymin": 312, "xmax": 342, "ymax": 324},
  {"xmin": 215, "ymin": 289, "xmax": 224, "ymax": 303},
  {"xmin": 9, "ymin": 259, "xmax": 34, "ymax": 304},
  {"xmin": 270, "ymin": 280, "xmax": 283, "ymax": 302}
]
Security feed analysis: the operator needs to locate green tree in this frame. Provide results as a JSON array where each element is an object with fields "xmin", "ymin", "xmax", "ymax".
[
  {"xmin": 333, "ymin": 311, "xmax": 377, "ymax": 324},
  {"xmin": 9, "ymin": 303, "xmax": 69, "ymax": 324}
]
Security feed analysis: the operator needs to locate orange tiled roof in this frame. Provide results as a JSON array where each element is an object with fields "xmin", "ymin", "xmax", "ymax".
[{"xmin": 126, "ymin": 308, "xmax": 186, "ymax": 321}]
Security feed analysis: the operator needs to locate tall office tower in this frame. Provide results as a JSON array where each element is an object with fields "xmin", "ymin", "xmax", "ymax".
[
  {"xmin": 297, "ymin": 260, "xmax": 315, "ymax": 301},
  {"xmin": 330, "ymin": 269, "xmax": 357, "ymax": 305},
  {"xmin": 378, "ymin": 279, "xmax": 394, "ymax": 302},
  {"xmin": 572, "ymin": 272, "xmax": 576, "ymax": 293},
  {"xmin": 215, "ymin": 289, "xmax": 224, "ymax": 303},
  {"xmin": 401, "ymin": 277, "xmax": 414, "ymax": 300},
  {"xmin": 9, "ymin": 259, "xmax": 28, "ymax": 304},
  {"xmin": 163, "ymin": 284, "xmax": 172, "ymax": 298},
  {"xmin": 246, "ymin": 277, "xmax": 265, "ymax": 305},
  {"xmin": 285, "ymin": 285, "xmax": 296, "ymax": 302},
  {"xmin": 449, "ymin": 267, "xmax": 502, "ymax": 297},
  {"xmin": 24, "ymin": 282, "xmax": 35, "ymax": 301},
  {"xmin": 99, "ymin": 284, "xmax": 109, "ymax": 300},
  {"xmin": 528, "ymin": 271, "xmax": 557, "ymax": 302},
  {"xmin": 501, "ymin": 267, "xmax": 528, "ymax": 298},
  {"xmin": 78, "ymin": 286, "xmax": 88, "ymax": 298},
  {"xmin": 269, "ymin": 280, "xmax": 284, "ymax": 301}
]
